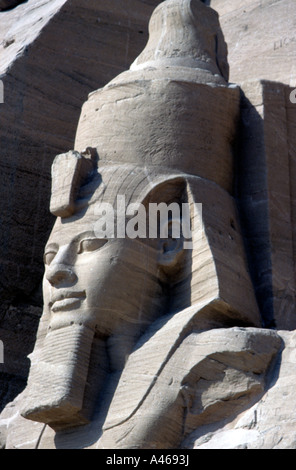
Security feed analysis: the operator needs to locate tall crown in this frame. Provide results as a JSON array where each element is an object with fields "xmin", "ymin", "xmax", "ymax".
[
  {"xmin": 130, "ymin": 0, "xmax": 229, "ymax": 79},
  {"xmin": 73, "ymin": 0, "xmax": 239, "ymax": 193}
]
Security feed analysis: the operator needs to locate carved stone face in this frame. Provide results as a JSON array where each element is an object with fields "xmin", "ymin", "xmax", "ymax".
[{"xmin": 43, "ymin": 207, "xmax": 163, "ymax": 338}]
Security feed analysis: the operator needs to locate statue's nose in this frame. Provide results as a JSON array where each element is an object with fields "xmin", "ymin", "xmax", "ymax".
[
  {"xmin": 45, "ymin": 246, "xmax": 77, "ymax": 286},
  {"xmin": 46, "ymin": 263, "xmax": 77, "ymax": 286}
]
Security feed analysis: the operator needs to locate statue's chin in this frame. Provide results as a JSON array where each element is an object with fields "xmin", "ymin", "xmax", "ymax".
[{"xmin": 20, "ymin": 323, "xmax": 94, "ymax": 431}]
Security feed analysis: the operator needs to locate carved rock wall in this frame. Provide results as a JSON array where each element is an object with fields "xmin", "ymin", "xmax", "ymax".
[
  {"xmin": 212, "ymin": 0, "xmax": 296, "ymax": 330},
  {"xmin": 212, "ymin": 0, "xmax": 296, "ymax": 86}
]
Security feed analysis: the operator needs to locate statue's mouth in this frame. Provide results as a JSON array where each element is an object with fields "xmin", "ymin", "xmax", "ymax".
[{"xmin": 49, "ymin": 291, "xmax": 86, "ymax": 312}]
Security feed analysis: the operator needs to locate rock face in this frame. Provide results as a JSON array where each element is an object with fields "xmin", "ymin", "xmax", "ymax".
[
  {"xmin": 237, "ymin": 80, "xmax": 296, "ymax": 330},
  {"xmin": 212, "ymin": 0, "xmax": 296, "ymax": 331},
  {"xmin": 212, "ymin": 0, "xmax": 296, "ymax": 87},
  {"xmin": 0, "ymin": 0, "xmax": 296, "ymax": 450}
]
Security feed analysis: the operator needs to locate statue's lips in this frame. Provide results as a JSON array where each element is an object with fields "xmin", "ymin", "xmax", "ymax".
[{"xmin": 50, "ymin": 291, "xmax": 86, "ymax": 312}]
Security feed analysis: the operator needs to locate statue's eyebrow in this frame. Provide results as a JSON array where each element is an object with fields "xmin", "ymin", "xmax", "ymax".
[
  {"xmin": 44, "ymin": 232, "xmax": 99, "ymax": 253},
  {"xmin": 72, "ymin": 231, "xmax": 97, "ymax": 243},
  {"xmin": 44, "ymin": 243, "xmax": 59, "ymax": 253}
]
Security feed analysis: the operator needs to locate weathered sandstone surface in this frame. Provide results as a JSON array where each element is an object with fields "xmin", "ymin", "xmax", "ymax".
[{"xmin": 0, "ymin": 0, "xmax": 295, "ymax": 449}]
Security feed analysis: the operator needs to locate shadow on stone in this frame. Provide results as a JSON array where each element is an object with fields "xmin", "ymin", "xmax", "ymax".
[{"xmin": 0, "ymin": 0, "xmax": 28, "ymax": 11}]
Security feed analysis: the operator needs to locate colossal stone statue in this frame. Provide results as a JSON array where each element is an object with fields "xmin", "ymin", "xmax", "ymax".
[{"xmin": 1, "ymin": 0, "xmax": 282, "ymax": 449}]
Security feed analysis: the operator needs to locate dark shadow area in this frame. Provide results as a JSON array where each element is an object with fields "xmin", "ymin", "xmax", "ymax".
[
  {"xmin": 0, "ymin": 0, "xmax": 28, "ymax": 11},
  {"xmin": 0, "ymin": 294, "xmax": 41, "ymax": 414},
  {"xmin": 234, "ymin": 89, "xmax": 275, "ymax": 328},
  {"xmin": 0, "ymin": 373, "xmax": 27, "ymax": 414}
]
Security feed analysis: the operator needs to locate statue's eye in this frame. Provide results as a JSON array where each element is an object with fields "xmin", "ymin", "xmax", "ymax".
[
  {"xmin": 44, "ymin": 251, "xmax": 57, "ymax": 266},
  {"xmin": 78, "ymin": 238, "xmax": 108, "ymax": 254}
]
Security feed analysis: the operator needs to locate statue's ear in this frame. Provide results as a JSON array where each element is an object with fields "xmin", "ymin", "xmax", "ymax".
[
  {"xmin": 158, "ymin": 219, "xmax": 185, "ymax": 269},
  {"xmin": 140, "ymin": 176, "xmax": 188, "ymax": 272}
]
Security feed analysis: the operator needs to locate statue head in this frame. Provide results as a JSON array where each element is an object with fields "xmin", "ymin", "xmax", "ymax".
[
  {"xmin": 20, "ymin": 0, "xmax": 261, "ymax": 444},
  {"xmin": 43, "ymin": 161, "xmax": 192, "ymax": 339}
]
